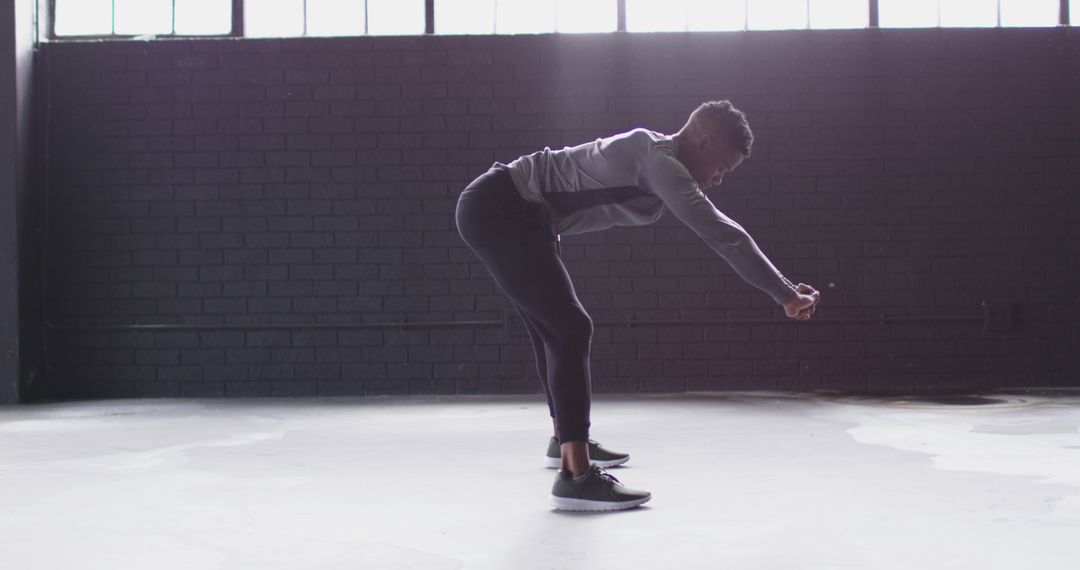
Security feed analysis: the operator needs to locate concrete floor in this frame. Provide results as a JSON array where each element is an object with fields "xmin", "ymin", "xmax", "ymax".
[{"xmin": 2, "ymin": 391, "xmax": 1079, "ymax": 569}]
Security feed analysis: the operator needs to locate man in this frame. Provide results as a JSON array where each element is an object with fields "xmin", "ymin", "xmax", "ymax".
[{"xmin": 455, "ymin": 100, "xmax": 821, "ymax": 512}]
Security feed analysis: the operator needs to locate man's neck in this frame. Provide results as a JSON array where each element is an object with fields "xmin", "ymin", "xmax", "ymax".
[{"xmin": 671, "ymin": 131, "xmax": 686, "ymax": 162}]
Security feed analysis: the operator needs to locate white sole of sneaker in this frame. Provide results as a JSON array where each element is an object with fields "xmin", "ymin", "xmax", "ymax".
[
  {"xmin": 545, "ymin": 456, "xmax": 629, "ymax": 469},
  {"xmin": 548, "ymin": 494, "xmax": 651, "ymax": 512}
]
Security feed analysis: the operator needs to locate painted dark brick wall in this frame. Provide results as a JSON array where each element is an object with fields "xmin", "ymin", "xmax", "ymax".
[{"xmin": 40, "ymin": 28, "xmax": 1080, "ymax": 400}]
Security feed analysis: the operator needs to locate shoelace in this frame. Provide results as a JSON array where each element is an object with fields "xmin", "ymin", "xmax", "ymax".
[{"xmin": 593, "ymin": 466, "xmax": 621, "ymax": 485}]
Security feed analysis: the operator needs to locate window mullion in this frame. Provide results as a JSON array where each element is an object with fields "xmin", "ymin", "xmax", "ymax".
[
  {"xmin": 232, "ymin": 0, "xmax": 245, "ymax": 36},
  {"xmin": 48, "ymin": 0, "xmax": 57, "ymax": 38}
]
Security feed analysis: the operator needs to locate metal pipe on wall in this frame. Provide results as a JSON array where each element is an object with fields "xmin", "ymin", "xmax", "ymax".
[{"xmin": 44, "ymin": 314, "xmax": 987, "ymax": 333}]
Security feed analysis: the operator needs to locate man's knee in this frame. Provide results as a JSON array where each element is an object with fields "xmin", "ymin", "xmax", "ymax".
[{"xmin": 557, "ymin": 307, "xmax": 593, "ymax": 346}]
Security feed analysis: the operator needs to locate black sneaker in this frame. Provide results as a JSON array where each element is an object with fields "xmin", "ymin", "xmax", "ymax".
[
  {"xmin": 549, "ymin": 464, "xmax": 651, "ymax": 511},
  {"xmin": 545, "ymin": 436, "xmax": 630, "ymax": 469}
]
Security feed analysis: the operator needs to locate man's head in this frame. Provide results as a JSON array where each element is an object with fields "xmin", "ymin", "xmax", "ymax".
[{"xmin": 673, "ymin": 100, "xmax": 754, "ymax": 189}]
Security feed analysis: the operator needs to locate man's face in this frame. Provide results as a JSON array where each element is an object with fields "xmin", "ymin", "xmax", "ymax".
[{"xmin": 688, "ymin": 134, "xmax": 744, "ymax": 189}]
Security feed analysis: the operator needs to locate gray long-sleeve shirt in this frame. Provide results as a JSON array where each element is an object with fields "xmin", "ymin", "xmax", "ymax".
[{"xmin": 505, "ymin": 128, "xmax": 799, "ymax": 305}]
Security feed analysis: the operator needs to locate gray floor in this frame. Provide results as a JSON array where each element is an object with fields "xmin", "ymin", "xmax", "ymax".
[{"xmin": 2, "ymin": 391, "xmax": 1079, "ymax": 569}]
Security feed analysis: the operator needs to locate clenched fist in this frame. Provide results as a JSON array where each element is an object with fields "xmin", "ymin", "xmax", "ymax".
[{"xmin": 783, "ymin": 283, "xmax": 820, "ymax": 321}]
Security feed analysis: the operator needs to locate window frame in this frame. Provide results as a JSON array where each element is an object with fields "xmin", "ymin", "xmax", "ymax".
[
  {"xmin": 45, "ymin": 0, "xmax": 1073, "ymax": 40},
  {"xmin": 48, "ymin": 0, "xmax": 246, "ymax": 39}
]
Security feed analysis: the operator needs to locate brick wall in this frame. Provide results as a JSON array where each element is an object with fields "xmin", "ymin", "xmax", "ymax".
[{"xmin": 41, "ymin": 28, "xmax": 1080, "ymax": 399}]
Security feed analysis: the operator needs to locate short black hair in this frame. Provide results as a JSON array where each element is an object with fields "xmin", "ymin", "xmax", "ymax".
[{"xmin": 690, "ymin": 100, "xmax": 754, "ymax": 157}]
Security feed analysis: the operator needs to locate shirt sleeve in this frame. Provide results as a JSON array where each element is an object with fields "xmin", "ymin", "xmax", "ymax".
[{"xmin": 640, "ymin": 146, "xmax": 799, "ymax": 306}]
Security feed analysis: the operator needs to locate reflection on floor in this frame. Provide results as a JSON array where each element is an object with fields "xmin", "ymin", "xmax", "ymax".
[{"xmin": 2, "ymin": 390, "xmax": 1078, "ymax": 569}]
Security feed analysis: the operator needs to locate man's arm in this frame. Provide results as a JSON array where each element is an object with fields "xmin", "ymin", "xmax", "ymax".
[{"xmin": 641, "ymin": 148, "xmax": 800, "ymax": 306}]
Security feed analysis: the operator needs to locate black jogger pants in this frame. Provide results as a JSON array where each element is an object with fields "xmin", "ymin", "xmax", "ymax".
[{"xmin": 454, "ymin": 163, "xmax": 592, "ymax": 443}]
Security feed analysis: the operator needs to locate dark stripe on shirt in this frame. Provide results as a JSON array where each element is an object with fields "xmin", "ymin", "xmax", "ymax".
[{"xmin": 543, "ymin": 186, "xmax": 651, "ymax": 217}]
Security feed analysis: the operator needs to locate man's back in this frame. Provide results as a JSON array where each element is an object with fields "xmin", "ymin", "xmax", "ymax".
[{"xmin": 505, "ymin": 128, "xmax": 675, "ymax": 235}]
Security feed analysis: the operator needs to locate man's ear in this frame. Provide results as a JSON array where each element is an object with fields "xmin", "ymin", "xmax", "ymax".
[{"xmin": 697, "ymin": 133, "xmax": 712, "ymax": 152}]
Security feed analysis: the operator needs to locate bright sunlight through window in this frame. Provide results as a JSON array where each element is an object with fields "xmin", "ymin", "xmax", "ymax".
[
  {"xmin": 54, "ymin": 0, "xmax": 113, "ymax": 36},
  {"xmin": 881, "ymin": 0, "xmax": 1061, "ymax": 28},
  {"xmin": 627, "ymin": 0, "xmax": 868, "ymax": 32},
  {"xmin": 810, "ymin": 0, "xmax": 869, "ymax": 29},
  {"xmin": 437, "ymin": 0, "xmax": 614, "ymax": 35},
  {"xmin": 748, "ymin": 0, "xmax": 808, "ymax": 30},
  {"xmin": 496, "ymin": 0, "xmax": 557, "ymax": 34},
  {"xmin": 999, "ymin": 0, "xmax": 1059, "ymax": 26},
  {"xmin": 175, "ymin": 0, "xmax": 232, "ymax": 35},
  {"xmin": 53, "ymin": 0, "xmax": 1077, "ymax": 38}
]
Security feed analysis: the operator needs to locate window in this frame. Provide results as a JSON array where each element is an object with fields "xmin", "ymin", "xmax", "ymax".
[
  {"xmin": 626, "ymin": 0, "xmax": 689, "ymax": 32},
  {"xmin": 436, "ymin": 0, "xmax": 495, "ymax": 34},
  {"xmin": 55, "ymin": 0, "xmax": 231, "ymax": 36},
  {"xmin": 748, "ymin": 0, "xmax": 808, "ymax": 30},
  {"xmin": 497, "ymin": 0, "xmax": 557, "ymax": 34},
  {"xmin": 114, "ymin": 0, "xmax": 171, "ymax": 35},
  {"xmin": 54, "ymin": 0, "xmax": 113, "ymax": 36},
  {"xmin": 368, "ymin": 0, "xmax": 425, "ymax": 35},
  {"xmin": 245, "ymin": 0, "xmax": 425, "ymax": 37},
  {"xmin": 879, "ymin": 0, "xmax": 939, "ymax": 27},
  {"xmin": 626, "ymin": 0, "xmax": 869, "ymax": 32},
  {"xmin": 810, "ymin": 0, "xmax": 869, "ymax": 29},
  {"xmin": 880, "ymin": 0, "xmax": 1062, "ymax": 28},
  {"xmin": 435, "ymin": 0, "xmax": 614, "ymax": 35},
  {"xmin": 176, "ymin": 0, "xmax": 234, "ymax": 35},
  {"xmin": 999, "ymin": 0, "xmax": 1059, "ymax": 27},
  {"xmin": 50, "ymin": 1, "xmax": 1080, "ymax": 38},
  {"xmin": 686, "ymin": 0, "xmax": 747, "ymax": 31},
  {"xmin": 940, "ymin": 0, "xmax": 997, "ymax": 27},
  {"xmin": 555, "ymin": 0, "xmax": 617, "ymax": 33},
  {"xmin": 880, "ymin": 0, "xmax": 1001, "ymax": 28},
  {"xmin": 626, "ymin": 0, "xmax": 746, "ymax": 32},
  {"xmin": 307, "ymin": 0, "xmax": 366, "ymax": 37},
  {"xmin": 245, "ymin": 0, "xmax": 305, "ymax": 37}
]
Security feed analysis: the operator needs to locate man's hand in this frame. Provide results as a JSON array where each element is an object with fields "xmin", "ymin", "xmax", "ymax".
[{"xmin": 783, "ymin": 283, "xmax": 820, "ymax": 321}]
